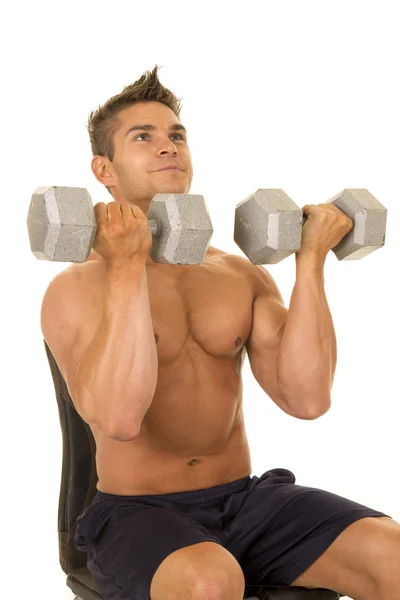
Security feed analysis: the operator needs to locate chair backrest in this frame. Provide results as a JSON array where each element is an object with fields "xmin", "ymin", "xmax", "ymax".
[{"xmin": 44, "ymin": 340, "xmax": 99, "ymax": 575}]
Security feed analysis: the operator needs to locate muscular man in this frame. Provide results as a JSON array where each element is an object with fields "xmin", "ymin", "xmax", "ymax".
[{"xmin": 41, "ymin": 67, "xmax": 397, "ymax": 600}]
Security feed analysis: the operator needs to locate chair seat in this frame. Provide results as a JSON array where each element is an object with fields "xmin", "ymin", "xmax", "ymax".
[{"xmin": 66, "ymin": 567, "xmax": 101, "ymax": 599}]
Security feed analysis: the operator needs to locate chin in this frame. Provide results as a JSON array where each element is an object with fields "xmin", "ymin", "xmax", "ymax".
[{"xmin": 157, "ymin": 184, "xmax": 189, "ymax": 195}]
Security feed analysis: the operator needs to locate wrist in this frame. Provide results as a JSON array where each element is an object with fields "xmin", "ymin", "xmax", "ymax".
[
  {"xmin": 105, "ymin": 257, "xmax": 146, "ymax": 271},
  {"xmin": 295, "ymin": 248, "xmax": 327, "ymax": 266},
  {"xmin": 295, "ymin": 250, "xmax": 326, "ymax": 281}
]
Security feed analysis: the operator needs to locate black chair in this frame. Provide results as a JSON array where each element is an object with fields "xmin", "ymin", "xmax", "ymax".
[{"xmin": 44, "ymin": 340, "xmax": 343, "ymax": 600}]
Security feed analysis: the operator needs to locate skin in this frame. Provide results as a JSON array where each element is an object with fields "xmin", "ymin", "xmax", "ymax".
[
  {"xmin": 51, "ymin": 100, "xmax": 343, "ymax": 495},
  {"xmin": 91, "ymin": 100, "xmax": 194, "ymax": 265},
  {"xmin": 79, "ymin": 100, "xmax": 255, "ymax": 494}
]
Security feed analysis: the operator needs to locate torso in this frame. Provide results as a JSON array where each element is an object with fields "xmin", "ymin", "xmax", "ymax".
[{"xmin": 72, "ymin": 247, "xmax": 256, "ymax": 496}]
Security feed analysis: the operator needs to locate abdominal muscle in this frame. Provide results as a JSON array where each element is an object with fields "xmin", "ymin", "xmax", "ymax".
[
  {"xmin": 85, "ymin": 248, "xmax": 254, "ymax": 496},
  {"xmin": 93, "ymin": 356, "xmax": 252, "ymax": 496},
  {"xmin": 95, "ymin": 424, "xmax": 252, "ymax": 496}
]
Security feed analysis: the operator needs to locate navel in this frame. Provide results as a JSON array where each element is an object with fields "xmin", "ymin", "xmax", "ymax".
[
  {"xmin": 234, "ymin": 336, "xmax": 242, "ymax": 347},
  {"xmin": 154, "ymin": 333, "xmax": 159, "ymax": 344},
  {"xmin": 187, "ymin": 459, "xmax": 200, "ymax": 467}
]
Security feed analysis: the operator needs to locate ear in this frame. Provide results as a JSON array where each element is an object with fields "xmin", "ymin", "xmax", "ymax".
[{"xmin": 91, "ymin": 155, "xmax": 118, "ymax": 187}]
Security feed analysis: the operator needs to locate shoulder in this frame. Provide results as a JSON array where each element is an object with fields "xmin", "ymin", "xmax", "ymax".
[
  {"xmin": 220, "ymin": 252, "xmax": 254, "ymax": 276},
  {"xmin": 41, "ymin": 262, "xmax": 98, "ymax": 323},
  {"xmin": 221, "ymin": 252, "xmax": 284, "ymax": 303},
  {"xmin": 42, "ymin": 261, "xmax": 103, "ymax": 320},
  {"xmin": 52, "ymin": 260, "xmax": 100, "ymax": 288}
]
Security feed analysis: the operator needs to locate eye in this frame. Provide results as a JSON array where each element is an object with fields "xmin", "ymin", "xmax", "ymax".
[{"xmin": 135, "ymin": 133, "xmax": 185, "ymax": 141}]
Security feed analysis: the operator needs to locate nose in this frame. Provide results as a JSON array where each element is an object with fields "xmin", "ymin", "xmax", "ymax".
[{"xmin": 158, "ymin": 140, "xmax": 178, "ymax": 156}]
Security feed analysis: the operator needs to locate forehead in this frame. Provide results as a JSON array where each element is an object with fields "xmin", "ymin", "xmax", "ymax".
[{"xmin": 116, "ymin": 101, "xmax": 181, "ymax": 131}]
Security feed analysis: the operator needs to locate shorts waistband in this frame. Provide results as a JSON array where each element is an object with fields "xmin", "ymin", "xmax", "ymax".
[{"xmin": 95, "ymin": 475, "xmax": 251, "ymax": 505}]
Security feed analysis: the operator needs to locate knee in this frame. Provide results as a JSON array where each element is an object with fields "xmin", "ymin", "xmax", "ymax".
[
  {"xmin": 150, "ymin": 542, "xmax": 246, "ymax": 600},
  {"xmin": 194, "ymin": 563, "xmax": 245, "ymax": 600}
]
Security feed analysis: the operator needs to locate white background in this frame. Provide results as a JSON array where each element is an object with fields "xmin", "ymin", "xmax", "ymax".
[{"xmin": 2, "ymin": 2, "xmax": 399, "ymax": 599}]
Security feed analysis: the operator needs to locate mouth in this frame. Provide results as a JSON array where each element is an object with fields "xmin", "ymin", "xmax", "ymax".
[{"xmin": 157, "ymin": 167, "xmax": 181, "ymax": 171}]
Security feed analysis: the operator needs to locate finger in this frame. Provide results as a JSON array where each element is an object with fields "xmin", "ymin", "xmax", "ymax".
[
  {"xmin": 107, "ymin": 202, "xmax": 122, "ymax": 222},
  {"xmin": 94, "ymin": 202, "xmax": 106, "ymax": 222},
  {"xmin": 120, "ymin": 204, "xmax": 135, "ymax": 222},
  {"xmin": 301, "ymin": 204, "xmax": 315, "ymax": 215}
]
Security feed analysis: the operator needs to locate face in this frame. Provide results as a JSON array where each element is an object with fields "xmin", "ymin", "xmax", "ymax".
[{"xmin": 92, "ymin": 101, "xmax": 193, "ymax": 214}]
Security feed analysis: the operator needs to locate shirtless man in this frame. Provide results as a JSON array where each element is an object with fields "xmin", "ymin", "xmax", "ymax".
[{"xmin": 40, "ymin": 67, "xmax": 396, "ymax": 600}]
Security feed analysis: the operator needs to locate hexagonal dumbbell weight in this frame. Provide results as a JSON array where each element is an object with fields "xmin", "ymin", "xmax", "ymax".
[
  {"xmin": 234, "ymin": 188, "xmax": 387, "ymax": 264},
  {"xmin": 27, "ymin": 186, "xmax": 214, "ymax": 265}
]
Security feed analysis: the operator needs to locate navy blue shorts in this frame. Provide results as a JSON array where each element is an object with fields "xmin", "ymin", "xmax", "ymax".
[{"xmin": 75, "ymin": 468, "xmax": 391, "ymax": 600}]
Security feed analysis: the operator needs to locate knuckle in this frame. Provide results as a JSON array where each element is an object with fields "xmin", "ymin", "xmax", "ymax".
[{"xmin": 341, "ymin": 215, "xmax": 353, "ymax": 228}]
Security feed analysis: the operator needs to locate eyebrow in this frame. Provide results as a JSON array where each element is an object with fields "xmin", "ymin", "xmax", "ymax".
[{"xmin": 124, "ymin": 123, "xmax": 187, "ymax": 138}]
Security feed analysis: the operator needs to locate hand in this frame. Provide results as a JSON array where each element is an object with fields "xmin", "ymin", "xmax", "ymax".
[
  {"xmin": 297, "ymin": 203, "xmax": 354, "ymax": 260},
  {"xmin": 92, "ymin": 202, "xmax": 153, "ymax": 265}
]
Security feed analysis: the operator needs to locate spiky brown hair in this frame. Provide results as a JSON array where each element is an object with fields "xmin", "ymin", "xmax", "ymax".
[{"xmin": 87, "ymin": 65, "xmax": 183, "ymax": 194}]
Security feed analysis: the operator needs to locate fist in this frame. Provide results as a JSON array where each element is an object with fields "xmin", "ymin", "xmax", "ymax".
[{"xmin": 299, "ymin": 203, "xmax": 354, "ymax": 258}]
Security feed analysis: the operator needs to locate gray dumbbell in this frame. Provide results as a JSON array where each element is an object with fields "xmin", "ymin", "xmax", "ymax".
[
  {"xmin": 27, "ymin": 186, "xmax": 214, "ymax": 265},
  {"xmin": 234, "ymin": 188, "xmax": 388, "ymax": 264}
]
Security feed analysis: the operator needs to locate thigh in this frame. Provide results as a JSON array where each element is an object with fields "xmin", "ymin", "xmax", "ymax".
[
  {"xmin": 75, "ymin": 502, "xmax": 221, "ymax": 600},
  {"xmin": 235, "ymin": 476, "xmax": 391, "ymax": 589}
]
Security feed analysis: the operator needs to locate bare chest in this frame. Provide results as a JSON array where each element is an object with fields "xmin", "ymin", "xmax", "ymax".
[
  {"xmin": 79, "ymin": 253, "xmax": 256, "ymax": 491},
  {"xmin": 84, "ymin": 254, "xmax": 255, "ymax": 362},
  {"xmin": 147, "ymin": 259, "xmax": 254, "ymax": 362}
]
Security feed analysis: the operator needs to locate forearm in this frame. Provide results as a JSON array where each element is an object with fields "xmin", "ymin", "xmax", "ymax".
[
  {"xmin": 76, "ymin": 260, "xmax": 158, "ymax": 439},
  {"xmin": 277, "ymin": 252, "xmax": 336, "ymax": 416}
]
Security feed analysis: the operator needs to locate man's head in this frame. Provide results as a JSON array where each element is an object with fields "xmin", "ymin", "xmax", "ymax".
[{"xmin": 88, "ymin": 65, "xmax": 193, "ymax": 215}]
